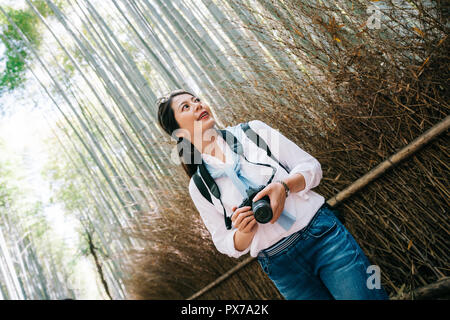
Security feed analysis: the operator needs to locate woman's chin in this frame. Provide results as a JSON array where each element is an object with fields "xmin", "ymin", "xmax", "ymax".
[{"xmin": 200, "ymin": 117, "xmax": 215, "ymax": 129}]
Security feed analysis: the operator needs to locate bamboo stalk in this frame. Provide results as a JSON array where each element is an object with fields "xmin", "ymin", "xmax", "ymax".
[
  {"xmin": 187, "ymin": 115, "xmax": 450, "ymax": 300},
  {"xmin": 187, "ymin": 256, "xmax": 255, "ymax": 300},
  {"xmin": 392, "ymin": 277, "xmax": 450, "ymax": 300},
  {"xmin": 327, "ymin": 115, "xmax": 450, "ymax": 207}
]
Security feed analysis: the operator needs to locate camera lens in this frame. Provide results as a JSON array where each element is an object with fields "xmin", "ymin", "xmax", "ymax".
[{"xmin": 252, "ymin": 199, "xmax": 272, "ymax": 224}]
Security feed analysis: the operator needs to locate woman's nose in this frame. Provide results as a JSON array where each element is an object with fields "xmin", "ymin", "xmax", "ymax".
[{"xmin": 194, "ymin": 101, "xmax": 202, "ymax": 111}]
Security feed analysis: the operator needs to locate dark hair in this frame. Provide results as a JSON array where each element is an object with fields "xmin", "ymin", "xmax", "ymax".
[{"xmin": 157, "ymin": 90, "xmax": 201, "ymax": 178}]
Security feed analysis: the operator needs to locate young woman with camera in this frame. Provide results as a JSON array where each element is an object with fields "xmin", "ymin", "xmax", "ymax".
[{"xmin": 157, "ymin": 89, "xmax": 389, "ymax": 300}]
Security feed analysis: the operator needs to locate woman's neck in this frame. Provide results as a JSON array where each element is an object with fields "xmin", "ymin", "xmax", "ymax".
[{"xmin": 198, "ymin": 127, "xmax": 222, "ymax": 157}]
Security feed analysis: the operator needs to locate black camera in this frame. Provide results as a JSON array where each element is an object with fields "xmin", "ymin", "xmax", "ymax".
[{"xmin": 238, "ymin": 185, "xmax": 273, "ymax": 224}]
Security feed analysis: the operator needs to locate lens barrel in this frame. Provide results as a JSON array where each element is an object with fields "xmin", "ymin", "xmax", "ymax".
[{"xmin": 252, "ymin": 198, "xmax": 272, "ymax": 223}]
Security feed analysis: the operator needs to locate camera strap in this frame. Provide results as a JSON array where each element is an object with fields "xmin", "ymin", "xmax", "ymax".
[{"xmin": 192, "ymin": 122, "xmax": 290, "ymax": 229}]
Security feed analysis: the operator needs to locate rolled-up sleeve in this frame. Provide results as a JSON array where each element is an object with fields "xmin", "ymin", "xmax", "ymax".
[
  {"xmin": 249, "ymin": 120, "xmax": 323, "ymax": 200},
  {"xmin": 189, "ymin": 178, "xmax": 250, "ymax": 258}
]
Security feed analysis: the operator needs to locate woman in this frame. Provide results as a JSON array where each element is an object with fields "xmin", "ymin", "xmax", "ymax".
[{"xmin": 157, "ymin": 89, "xmax": 389, "ymax": 300}]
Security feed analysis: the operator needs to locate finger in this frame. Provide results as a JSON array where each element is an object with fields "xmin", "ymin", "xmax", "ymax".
[
  {"xmin": 234, "ymin": 210, "xmax": 254, "ymax": 227},
  {"xmin": 270, "ymin": 212, "xmax": 278, "ymax": 224},
  {"xmin": 231, "ymin": 206, "xmax": 252, "ymax": 221},
  {"xmin": 271, "ymin": 203, "xmax": 284, "ymax": 224},
  {"xmin": 231, "ymin": 206, "xmax": 237, "ymax": 219},
  {"xmin": 242, "ymin": 219, "xmax": 258, "ymax": 233},
  {"xmin": 243, "ymin": 218, "xmax": 258, "ymax": 233},
  {"xmin": 236, "ymin": 206, "xmax": 252, "ymax": 214},
  {"xmin": 231, "ymin": 206, "xmax": 243, "ymax": 221},
  {"xmin": 233, "ymin": 210, "xmax": 253, "ymax": 227},
  {"xmin": 270, "ymin": 201, "xmax": 278, "ymax": 223},
  {"xmin": 270, "ymin": 201, "xmax": 279, "ymax": 224},
  {"xmin": 252, "ymin": 188, "xmax": 268, "ymax": 203},
  {"xmin": 235, "ymin": 205, "xmax": 251, "ymax": 214},
  {"xmin": 239, "ymin": 215, "xmax": 255, "ymax": 231}
]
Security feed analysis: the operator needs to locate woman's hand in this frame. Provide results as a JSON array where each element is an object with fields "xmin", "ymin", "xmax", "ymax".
[
  {"xmin": 252, "ymin": 182, "xmax": 287, "ymax": 224},
  {"xmin": 231, "ymin": 206, "xmax": 258, "ymax": 233},
  {"xmin": 231, "ymin": 205, "xmax": 258, "ymax": 252}
]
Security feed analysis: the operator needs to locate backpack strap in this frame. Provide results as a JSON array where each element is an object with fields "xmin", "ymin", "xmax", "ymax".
[
  {"xmin": 194, "ymin": 159, "xmax": 232, "ymax": 229},
  {"xmin": 192, "ymin": 172, "xmax": 212, "ymax": 204},
  {"xmin": 241, "ymin": 122, "xmax": 290, "ymax": 174}
]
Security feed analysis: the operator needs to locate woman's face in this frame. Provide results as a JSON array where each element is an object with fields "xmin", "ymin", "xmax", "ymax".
[{"xmin": 171, "ymin": 93, "xmax": 216, "ymax": 142}]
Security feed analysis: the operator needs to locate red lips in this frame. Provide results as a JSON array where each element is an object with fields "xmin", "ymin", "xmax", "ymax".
[{"xmin": 197, "ymin": 111, "xmax": 209, "ymax": 120}]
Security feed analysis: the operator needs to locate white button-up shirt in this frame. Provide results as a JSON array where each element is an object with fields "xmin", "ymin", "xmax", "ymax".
[{"xmin": 188, "ymin": 120, "xmax": 325, "ymax": 258}]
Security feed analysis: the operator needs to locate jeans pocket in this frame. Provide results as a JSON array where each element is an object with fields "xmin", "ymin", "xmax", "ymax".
[
  {"xmin": 306, "ymin": 210, "xmax": 337, "ymax": 239},
  {"xmin": 257, "ymin": 257, "xmax": 271, "ymax": 276}
]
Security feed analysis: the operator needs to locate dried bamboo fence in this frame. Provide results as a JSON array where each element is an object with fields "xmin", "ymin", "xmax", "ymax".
[
  {"xmin": 124, "ymin": 0, "xmax": 449, "ymax": 300},
  {"xmin": 188, "ymin": 115, "xmax": 450, "ymax": 300}
]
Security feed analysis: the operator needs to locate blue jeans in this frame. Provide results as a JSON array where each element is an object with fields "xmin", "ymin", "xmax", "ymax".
[{"xmin": 257, "ymin": 203, "xmax": 389, "ymax": 300}]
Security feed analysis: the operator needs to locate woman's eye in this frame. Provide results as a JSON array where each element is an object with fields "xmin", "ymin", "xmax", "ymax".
[{"xmin": 182, "ymin": 104, "xmax": 189, "ymax": 110}]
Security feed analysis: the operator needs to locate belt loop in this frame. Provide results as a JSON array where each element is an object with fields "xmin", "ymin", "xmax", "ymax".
[{"xmin": 258, "ymin": 249, "xmax": 269, "ymax": 261}]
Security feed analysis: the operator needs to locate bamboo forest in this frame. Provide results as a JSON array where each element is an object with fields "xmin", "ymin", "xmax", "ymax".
[{"xmin": 0, "ymin": 0, "xmax": 448, "ymax": 301}]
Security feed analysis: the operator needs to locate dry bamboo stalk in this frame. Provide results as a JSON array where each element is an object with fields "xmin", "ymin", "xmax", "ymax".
[
  {"xmin": 328, "ymin": 115, "xmax": 450, "ymax": 207},
  {"xmin": 187, "ymin": 115, "xmax": 450, "ymax": 300},
  {"xmin": 187, "ymin": 256, "xmax": 255, "ymax": 300},
  {"xmin": 392, "ymin": 277, "xmax": 450, "ymax": 300}
]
